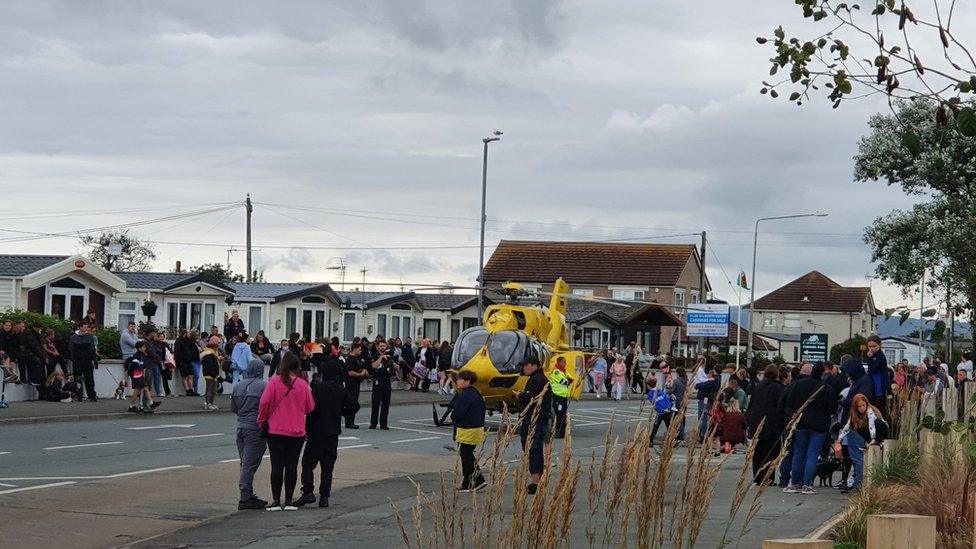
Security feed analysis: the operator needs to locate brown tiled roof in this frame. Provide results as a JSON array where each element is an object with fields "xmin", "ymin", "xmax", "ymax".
[
  {"xmin": 750, "ymin": 271, "xmax": 872, "ymax": 314},
  {"xmin": 482, "ymin": 240, "xmax": 701, "ymax": 288}
]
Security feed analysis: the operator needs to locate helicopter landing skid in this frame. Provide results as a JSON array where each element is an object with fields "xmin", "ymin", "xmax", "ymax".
[{"xmin": 432, "ymin": 403, "xmax": 453, "ymax": 427}]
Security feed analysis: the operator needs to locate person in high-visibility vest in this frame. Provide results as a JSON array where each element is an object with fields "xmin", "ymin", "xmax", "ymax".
[{"xmin": 549, "ymin": 356, "xmax": 574, "ymax": 439}]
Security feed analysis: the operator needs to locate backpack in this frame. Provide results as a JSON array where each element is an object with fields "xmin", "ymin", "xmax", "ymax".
[
  {"xmin": 874, "ymin": 416, "xmax": 890, "ymax": 441},
  {"xmin": 650, "ymin": 390, "xmax": 673, "ymax": 414}
]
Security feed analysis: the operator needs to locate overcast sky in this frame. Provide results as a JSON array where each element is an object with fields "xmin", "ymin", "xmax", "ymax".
[{"xmin": 2, "ymin": 0, "xmax": 969, "ymax": 310}]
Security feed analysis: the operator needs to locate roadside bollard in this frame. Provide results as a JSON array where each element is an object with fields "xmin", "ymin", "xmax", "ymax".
[
  {"xmin": 761, "ymin": 540, "xmax": 831, "ymax": 549},
  {"xmin": 866, "ymin": 514, "xmax": 936, "ymax": 549}
]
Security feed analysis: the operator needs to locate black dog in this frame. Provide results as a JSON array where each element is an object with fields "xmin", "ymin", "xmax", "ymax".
[{"xmin": 815, "ymin": 456, "xmax": 843, "ymax": 487}]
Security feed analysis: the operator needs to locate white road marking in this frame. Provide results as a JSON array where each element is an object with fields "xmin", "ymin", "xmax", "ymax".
[
  {"xmin": 126, "ymin": 424, "xmax": 196, "ymax": 431},
  {"xmin": 339, "ymin": 444, "xmax": 372, "ymax": 450},
  {"xmin": 106, "ymin": 465, "xmax": 192, "ymax": 478},
  {"xmin": 155, "ymin": 433, "xmax": 223, "ymax": 441},
  {"xmin": 338, "ymin": 436, "xmax": 359, "ymax": 440},
  {"xmin": 0, "ymin": 482, "xmax": 16, "ymax": 487},
  {"xmin": 44, "ymin": 441, "xmax": 124, "ymax": 451},
  {"xmin": 218, "ymin": 458, "xmax": 239, "ymax": 464},
  {"xmin": 390, "ymin": 436, "xmax": 441, "ymax": 444},
  {"xmin": 0, "ymin": 452, "xmax": 10, "ymax": 456},
  {"xmin": 386, "ymin": 425, "xmax": 449, "ymax": 436},
  {"xmin": 0, "ymin": 481, "xmax": 75, "ymax": 495}
]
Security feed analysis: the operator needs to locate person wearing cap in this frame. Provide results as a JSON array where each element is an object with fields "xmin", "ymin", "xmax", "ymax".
[
  {"xmin": 549, "ymin": 356, "xmax": 574, "ymax": 439},
  {"xmin": 294, "ymin": 358, "xmax": 345, "ymax": 508},
  {"xmin": 517, "ymin": 356, "xmax": 552, "ymax": 495}
]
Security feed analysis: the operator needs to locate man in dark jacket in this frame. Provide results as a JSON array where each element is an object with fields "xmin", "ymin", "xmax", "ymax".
[
  {"xmin": 22, "ymin": 323, "xmax": 47, "ymax": 382},
  {"xmin": 451, "ymin": 370, "xmax": 487, "ymax": 492},
  {"xmin": 295, "ymin": 359, "xmax": 345, "ymax": 508},
  {"xmin": 782, "ymin": 362, "xmax": 835, "ymax": 494},
  {"xmin": 368, "ymin": 341, "xmax": 397, "ymax": 429},
  {"xmin": 231, "ymin": 358, "xmax": 267, "ymax": 510},
  {"xmin": 841, "ymin": 357, "xmax": 873, "ymax": 424},
  {"xmin": 695, "ymin": 367, "xmax": 720, "ymax": 442},
  {"xmin": 747, "ymin": 364, "xmax": 785, "ymax": 485},
  {"xmin": 517, "ymin": 357, "xmax": 551, "ymax": 495},
  {"xmin": 69, "ymin": 323, "xmax": 99, "ymax": 401},
  {"xmin": 342, "ymin": 344, "xmax": 367, "ymax": 428}
]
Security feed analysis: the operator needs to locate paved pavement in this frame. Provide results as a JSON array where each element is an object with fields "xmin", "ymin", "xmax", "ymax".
[
  {"xmin": 0, "ymin": 396, "xmax": 847, "ymax": 548},
  {"xmin": 0, "ymin": 386, "xmax": 445, "ymax": 424}
]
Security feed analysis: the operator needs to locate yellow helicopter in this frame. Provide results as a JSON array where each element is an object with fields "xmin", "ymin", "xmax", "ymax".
[{"xmin": 432, "ymin": 278, "xmax": 588, "ymax": 426}]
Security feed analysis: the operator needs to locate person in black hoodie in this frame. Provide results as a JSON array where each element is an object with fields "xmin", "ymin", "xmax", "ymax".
[
  {"xmin": 747, "ymin": 363, "xmax": 786, "ymax": 485},
  {"xmin": 367, "ymin": 341, "xmax": 397, "ymax": 429},
  {"xmin": 781, "ymin": 362, "xmax": 835, "ymax": 494},
  {"xmin": 294, "ymin": 359, "xmax": 345, "ymax": 508},
  {"xmin": 69, "ymin": 322, "xmax": 99, "ymax": 401},
  {"xmin": 841, "ymin": 358, "xmax": 874, "ymax": 424},
  {"xmin": 451, "ymin": 370, "xmax": 487, "ymax": 492}
]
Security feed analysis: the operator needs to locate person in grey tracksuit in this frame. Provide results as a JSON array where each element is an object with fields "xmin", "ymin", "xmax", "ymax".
[{"xmin": 231, "ymin": 358, "xmax": 267, "ymax": 509}]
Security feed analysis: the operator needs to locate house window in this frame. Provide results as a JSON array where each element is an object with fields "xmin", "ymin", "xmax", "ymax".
[
  {"xmin": 611, "ymin": 288, "xmax": 645, "ymax": 300},
  {"xmin": 391, "ymin": 316, "xmax": 401, "ymax": 339},
  {"xmin": 793, "ymin": 347, "xmax": 799, "ymax": 362},
  {"xmin": 785, "ymin": 314, "xmax": 801, "ymax": 329},
  {"xmin": 117, "ymin": 300, "xmax": 137, "ymax": 330},
  {"xmin": 674, "ymin": 290, "xmax": 685, "ymax": 314},
  {"xmin": 572, "ymin": 288, "xmax": 594, "ymax": 297},
  {"xmin": 462, "ymin": 317, "xmax": 479, "ymax": 330},
  {"xmin": 285, "ymin": 307, "xmax": 297, "ymax": 336},
  {"xmin": 634, "ymin": 291, "xmax": 645, "ymax": 300},
  {"xmin": 884, "ymin": 349, "xmax": 896, "ymax": 363},
  {"xmin": 690, "ymin": 290, "xmax": 699, "ymax": 304},
  {"xmin": 451, "ymin": 319, "xmax": 461, "ymax": 341},
  {"xmin": 247, "ymin": 306, "xmax": 263, "ymax": 335},
  {"xmin": 403, "ymin": 316, "xmax": 413, "ymax": 339},
  {"xmin": 763, "ymin": 313, "xmax": 776, "ymax": 328},
  {"xmin": 423, "ymin": 319, "xmax": 441, "ymax": 341},
  {"xmin": 377, "ymin": 314, "xmax": 387, "ymax": 338},
  {"xmin": 342, "ymin": 312, "xmax": 357, "ymax": 341},
  {"xmin": 204, "ymin": 303, "xmax": 216, "ymax": 330}
]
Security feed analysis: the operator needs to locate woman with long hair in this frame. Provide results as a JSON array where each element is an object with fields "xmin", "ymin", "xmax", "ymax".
[
  {"xmin": 174, "ymin": 329, "xmax": 199, "ymax": 396},
  {"xmin": 258, "ymin": 352, "xmax": 314, "ymax": 511},
  {"xmin": 436, "ymin": 340, "xmax": 453, "ymax": 395},
  {"xmin": 833, "ymin": 393, "xmax": 881, "ymax": 494}
]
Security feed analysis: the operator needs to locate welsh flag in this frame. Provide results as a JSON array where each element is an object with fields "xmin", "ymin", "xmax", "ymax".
[{"xmin": 737, "ymin": 271, "xmax": 749, "ymax": 290}]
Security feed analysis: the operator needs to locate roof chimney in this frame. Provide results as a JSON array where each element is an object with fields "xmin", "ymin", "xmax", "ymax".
[{"xmin": 175, "ymin": 260, "xmax": 182, "ymax": 273}]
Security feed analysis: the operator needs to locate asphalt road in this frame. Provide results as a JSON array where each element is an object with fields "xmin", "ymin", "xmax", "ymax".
[{"xmin": 0, "ymin": 396, "xmax": 846, "ymax": 548}]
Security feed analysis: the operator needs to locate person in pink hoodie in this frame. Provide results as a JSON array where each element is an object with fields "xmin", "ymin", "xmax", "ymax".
[{"xmin": 258, "ymin": 352, "xmax": 314, "ymax": 511}]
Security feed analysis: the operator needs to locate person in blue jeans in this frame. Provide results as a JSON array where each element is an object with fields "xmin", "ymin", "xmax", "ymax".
[
  {"xmin": 834, "ymin": 393, "xmax": 881, "ymax": 493},
  {"xmin": 780, "ymin": 362, "xmax": 835, "ymax": 495}
]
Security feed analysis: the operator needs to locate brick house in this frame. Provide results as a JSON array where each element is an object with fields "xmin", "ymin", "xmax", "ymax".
[
  {"xmin": 481, "ymin": 240, "xmax": 707, "ymax": 353},
  {"xmin": 746, "ymin": 271, "xmax": 878, "ymax": 363}
]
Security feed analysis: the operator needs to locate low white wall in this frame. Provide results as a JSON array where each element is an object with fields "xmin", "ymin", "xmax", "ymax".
[{"xmin": 2, "ymin": 360, "xmax": 246, "ymax": 403}]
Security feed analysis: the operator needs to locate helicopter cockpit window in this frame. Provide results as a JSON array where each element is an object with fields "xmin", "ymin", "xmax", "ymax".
[
  {"xmin": 453, "ymin": 327, "xmax": 489, "ymax": 367},
  {"xmin": 486, "ymin": 330, "xmax": 529, "ymax": 373}
]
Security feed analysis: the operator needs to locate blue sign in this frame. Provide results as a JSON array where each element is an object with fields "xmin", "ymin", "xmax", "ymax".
[{"xmin": 686, "ymin": 304, "xmax": 730, "ymax": 337}]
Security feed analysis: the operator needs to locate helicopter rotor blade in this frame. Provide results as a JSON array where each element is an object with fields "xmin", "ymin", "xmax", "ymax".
[{"xmin": 533, "ymin": 291, "xmax": 631, "ymax": 307}]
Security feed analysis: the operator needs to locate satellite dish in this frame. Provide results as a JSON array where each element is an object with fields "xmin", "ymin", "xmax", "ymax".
[{"xmin": 107, "ymin": 242, "xmax": 123, "ymax": 257}]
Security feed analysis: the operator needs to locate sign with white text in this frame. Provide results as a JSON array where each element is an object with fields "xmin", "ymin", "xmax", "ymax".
[{"xmin": 686, "ymin": 303, "xmax": 730, "ymax": 337}]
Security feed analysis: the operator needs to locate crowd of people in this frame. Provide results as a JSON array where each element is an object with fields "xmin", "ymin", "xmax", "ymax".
[
  {"xmin": 632, "ymin": 335, "xmax": 972, "ymax": 497},
  {"xmin": 1, "ymin": 316, "xmax": 102, "ymax": 402}
]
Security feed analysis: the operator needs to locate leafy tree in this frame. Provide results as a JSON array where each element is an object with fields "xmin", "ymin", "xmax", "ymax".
[
  {"xmin": 757, "ymin": 0, "xmax": 976, "ymax": 135},
  {"xmin": 856, "ymin": 100, "xmax": 976, "ymax": 342},
  {"xmin": 190, "ymin": 262, "xmax": 244, "ymax": 283},
  {"xmin": 830, "ymin": 334, "xmax": 867, "ymax": 363},
  {"xmin": 80, "ymin": 230, "xmax": 156, "ymax": 272}
]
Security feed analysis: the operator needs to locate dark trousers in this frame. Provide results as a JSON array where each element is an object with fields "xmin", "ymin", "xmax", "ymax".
[
  {"xmin": 371, "ymin": 385, "xmax": 391, "ymax": 428},
  {"xmin": 552, "ymin": 395, "xmax": 568, "ymax": 438},
  {"xmin": 604, "ymin": 375, "xmax": 613, "ymax": 397},
  {"xmin": 301, "ymin": 433, "xmax": 339, "ymax": 498},
  {"xmin": 519, "ymin": 419, "xmax": 549, "ymax": 475},
  {"xmin": 752, "ymin": 437, "xmax": 780, "ymax": 485},
  {"xmin": 75, "ymin": 364, "xmax": 96, "ymax": 400},
  {"xmin": 649, "ymin": 411, "xmax": 672, "ymax": 443},
  {"xmin": 267, "ymin": 434, "xmax": 304, "ymax": 505},
  {"xmin": 237, "ymin": 428, "xmax": 266, "ymax": 500},
  {"xmin": 630, "ymin": 368, "xmax": 643, "ymax": 392},
  {"xmin": 459, "ymin": 443, "xmax": 479, "ymax": 487},
  {"xmin": 344, "ymin": 383, "xmax": 361, "ymax": 427}
]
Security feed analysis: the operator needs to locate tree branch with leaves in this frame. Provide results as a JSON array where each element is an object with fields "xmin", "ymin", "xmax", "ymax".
[
  {"xmin": 758, "ymin": 0, "xmax": 976, "ymax": 135},
  {"xmin": 79, "ymin": 230, "xmax": 156, "ymax": 272}
]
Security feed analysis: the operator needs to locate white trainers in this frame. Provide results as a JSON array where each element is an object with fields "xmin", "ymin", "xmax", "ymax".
[
  {"xmin": 282, "ymin": 505, "xmax": 298, "ymax": 511},
  {"xmin": 266, "ymin": 504, "xmax": 283, "ymax": 512},
  {"xmin": 800, "ymin": 486, "xmax": 816, "ymax": 495},
  {"xmin": 783, "ymin": 485, "xmax": 800, "ymax": 494}
]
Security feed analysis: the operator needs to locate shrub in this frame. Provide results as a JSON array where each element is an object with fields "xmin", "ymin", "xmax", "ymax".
[
  {"xmin": 0, "ymin": 310, "xmax": 73, "ymax": 334},
  {"xmin": 94, "ymin": 327, "xmax": 122, "ymax": 359},
  {"xmin": 833, "ymin": 542, "xmax": 862, "ymax": 549},
  {"xmin": 831, "ymin": 484, "xmax": 911, "ymax": 545},
  {"xmin": 868, "ymin": 443, "xmax": 920, "ymax": 485}
]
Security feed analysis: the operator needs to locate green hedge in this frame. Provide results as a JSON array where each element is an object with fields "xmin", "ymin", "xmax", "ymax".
[
  {"xmin": 0, "ymin": 310, "xmax": 123, "ymax": 359},
  {"xmin": 0, "ymin": 310, "xmax": 73, "ymax": 334}
]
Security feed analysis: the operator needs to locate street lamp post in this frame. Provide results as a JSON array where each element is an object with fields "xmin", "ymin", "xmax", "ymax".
[
  {"xmin": 478, "ymin": 131, "xmax": 502, "ymax": 319},
  {"xmin": 746, "ymin": 212, "xmax": 828, "ymax": 369}
]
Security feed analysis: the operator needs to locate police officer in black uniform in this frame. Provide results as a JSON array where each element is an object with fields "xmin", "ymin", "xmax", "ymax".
[
  {"xmin": 517, "ymin": 356, "xmax": 552, "ymax": 495},
  {"xmin": 367, "ymin": 340, "xmax": 396, "ymax": 429},
  {"xmin": 342, "ymin": 343, "xmax": 367, "ymax": 429}
]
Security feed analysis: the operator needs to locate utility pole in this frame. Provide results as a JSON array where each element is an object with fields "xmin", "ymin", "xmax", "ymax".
[
  {"xmin": 245, "ymin": 194, "xmax": 253, "ymax": 283},
  {"xmin": 698, "ymin": 231, "xmax": 706, "ymax": 356},
  {"xmin": 360, "ymin": 267, "xmax": 368, "ymax": 310}
]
